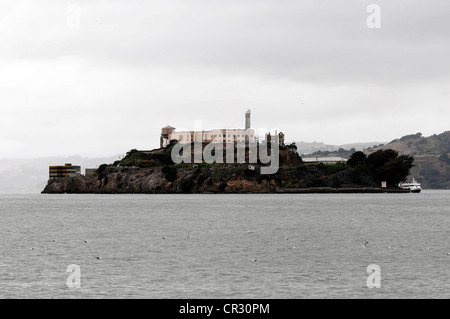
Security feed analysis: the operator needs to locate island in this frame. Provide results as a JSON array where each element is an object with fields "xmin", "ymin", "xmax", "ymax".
[{"xmin": 41, "ymin": 142, "xmax": 414, "ymax": 194}]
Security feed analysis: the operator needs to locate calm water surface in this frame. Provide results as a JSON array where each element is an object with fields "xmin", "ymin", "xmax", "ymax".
[{"xmin": 0, "ymin": 191, "xmax": 449, "ymax": 298}]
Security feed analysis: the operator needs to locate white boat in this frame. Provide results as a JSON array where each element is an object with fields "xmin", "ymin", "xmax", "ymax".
[{"xmin": 399, "ymin": 178, "xmax": 422, "ymax": 193}]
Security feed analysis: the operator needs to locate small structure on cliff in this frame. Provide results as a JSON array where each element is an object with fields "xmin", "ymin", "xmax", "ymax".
[
  {"xmin": 160, "ymin": 125, "xmax": 176, "ymax": 148},
  {"xmin": 85, "ymin": 168, "xmax": 97, "ymax": 175},
  {"xmin": 265, "ymin": 131, "xmax": 285, "ymax": 147}
]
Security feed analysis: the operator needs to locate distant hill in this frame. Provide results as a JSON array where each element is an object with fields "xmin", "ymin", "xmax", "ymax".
[
  {"xmin": 296, "ymin": 141, "xmax": 384, "ymax": 155},
  {"xmin": 367, "ymin": 132, "xmax": 450, "ymax": 189},
  {"xmin": 304, "ymin": 131, "xmax": 450, "ymax": 189}
]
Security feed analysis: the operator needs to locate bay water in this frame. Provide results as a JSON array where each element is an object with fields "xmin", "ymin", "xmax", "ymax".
[{"xmin": 0, "ymin": 191, "xmax": 449, "ymax": 298}]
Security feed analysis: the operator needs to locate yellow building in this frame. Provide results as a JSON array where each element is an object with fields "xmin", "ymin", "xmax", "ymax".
[
  {"xmin": 163, "ymin": 110, "xmax": 256, "ymax": 145},
  {"xmin": 49, "ymin": 164, "xmax": 81, "ymax": 178},
  {"xmin": 169, "ymin": 129, "xmax": 256, "ymax": 144}
]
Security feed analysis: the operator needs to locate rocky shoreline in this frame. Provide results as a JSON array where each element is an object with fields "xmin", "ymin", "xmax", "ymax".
[{"xmin": 41, "ymin": 179, "xmax": 411, "ymax": 194}]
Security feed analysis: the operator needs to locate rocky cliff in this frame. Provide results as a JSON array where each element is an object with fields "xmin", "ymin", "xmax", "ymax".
[{"xmin": 42, "ymin": 165, "xmax": 282, "ymax": 194}]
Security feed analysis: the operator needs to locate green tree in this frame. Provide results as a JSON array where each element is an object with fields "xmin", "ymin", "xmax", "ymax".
[
  {"xmin": 347, "ymin": 151, "xmax": 367, "ymax": 168},
  {"xmin": 367, "ymin": 149, "xmax": 399, "ymax": 168},
  {"xmin": 367, "ymin": 149, "xmax": 414, "ymax": 186}
]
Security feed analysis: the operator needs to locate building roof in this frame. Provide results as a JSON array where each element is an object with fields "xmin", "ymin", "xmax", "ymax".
[
  {"xmin": 170, "ymin": 128, "xmax": 253, "ymax": 133},
  {"xmin": 302, "ymin": 157, "xmax": 348, "ymax": 163}
]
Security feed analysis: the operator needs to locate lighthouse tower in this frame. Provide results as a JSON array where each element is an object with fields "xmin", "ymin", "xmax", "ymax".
[
  {"xmin": 245, "ymin": 109, "xmax": 251, "ymax": 144},
  {"xmin": 245, "ymin": 109, "xmax": 251, "ymax": 130}
]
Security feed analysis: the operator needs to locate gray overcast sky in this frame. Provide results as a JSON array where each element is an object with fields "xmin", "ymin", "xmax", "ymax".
[{"xmin": 1, "ymin": 0, "xmax": 449, "ymax": 158}]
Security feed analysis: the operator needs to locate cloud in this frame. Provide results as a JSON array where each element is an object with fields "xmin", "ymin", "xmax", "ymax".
[
  {"xmin": 0, "ymin": 0, "xmax": 449, "ymax": 158},
  {"xmin": 3, "ymin": 0, "xmax": 450, "ymax": 84}
]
